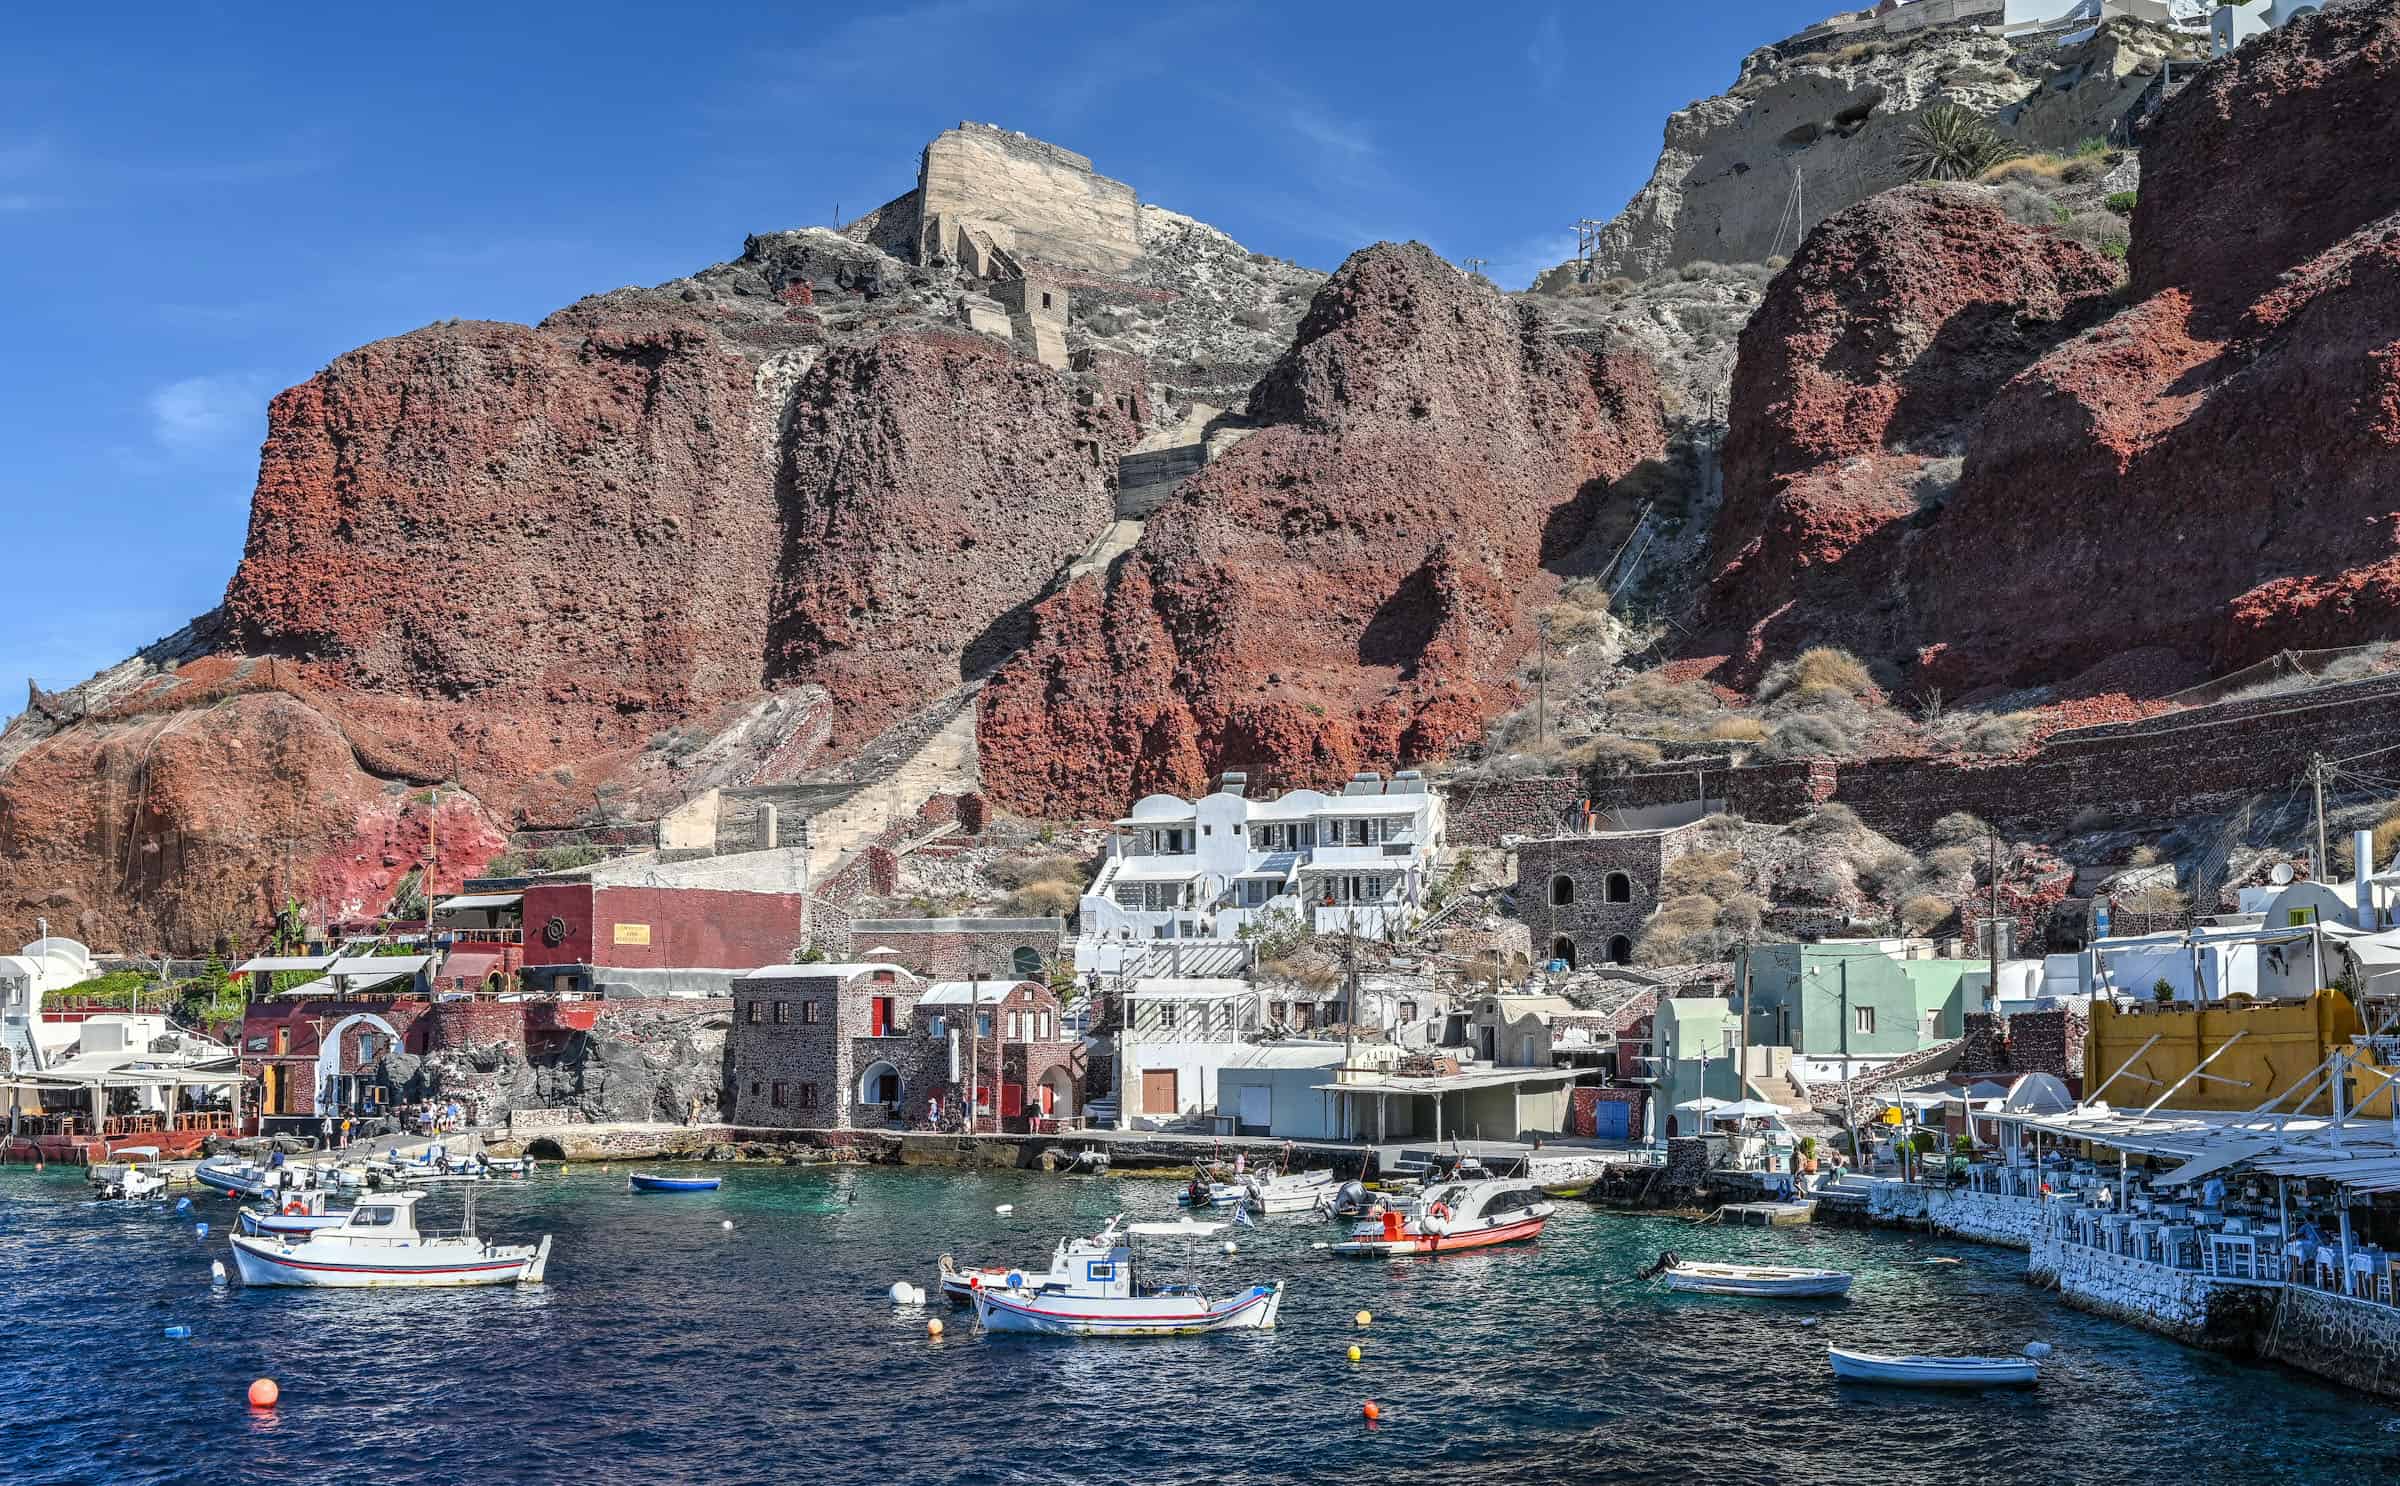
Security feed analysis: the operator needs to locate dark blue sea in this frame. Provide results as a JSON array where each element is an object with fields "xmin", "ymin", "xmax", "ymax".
[{"xmin": 7, "ymin": 1163, "xmax": 2399, "ymax": 1485}]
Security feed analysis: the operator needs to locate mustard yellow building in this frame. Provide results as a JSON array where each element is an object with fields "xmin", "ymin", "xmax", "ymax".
[{"xmin": 2082, "ymin": 991, "xmax": 2390, "ymax": 1116}]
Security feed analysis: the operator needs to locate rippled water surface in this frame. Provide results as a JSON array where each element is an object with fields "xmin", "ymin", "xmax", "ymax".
[{"xmin": 7, "ymin": 1163, "xmax": 2399, "ymax": 1485}]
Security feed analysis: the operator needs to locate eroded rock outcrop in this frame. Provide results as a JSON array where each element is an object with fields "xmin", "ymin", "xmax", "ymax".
[
  {"xmin": 1702, "ymin": 3, "xmax": 2400, "ymax": 695},
  {"xmin": 1705, "ymin": 186, "xmax": 2121, "ymax": 674},
  {"xmin": 1588, "ymin": 18, "xmax": 2195, "ymax": 281},
  {"xmin": 978, "ymin": 242, "xmax": 1668, "ymax": 816},
  {"xmin": 769, "ymin": 331, "xmax": 1112, "ymax": 746},
  {"xmin": 1912, "ymin": 1, "xmax": 2400, "ymax": 687}
]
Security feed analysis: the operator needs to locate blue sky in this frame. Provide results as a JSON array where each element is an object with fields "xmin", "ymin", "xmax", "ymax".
[{"xmin": 0, "ymin": 0, "xmax": 1826, "ymax": 694}]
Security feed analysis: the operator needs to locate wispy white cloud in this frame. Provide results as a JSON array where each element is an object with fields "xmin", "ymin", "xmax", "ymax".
[
  {"xmin": 757, "ymin": 0, "xmax": 1021, "ymax": 94},
  {"xmin": 1284, "ymin": 103, "xmax": 1374, "ymax": 160},
  {"xmin": 148, "ymin": 374, "xmax": 270, "ymax": 456},
  {"xmin": 1527, "ymin": 10, "xmax": 1565, "ymax": 94}
]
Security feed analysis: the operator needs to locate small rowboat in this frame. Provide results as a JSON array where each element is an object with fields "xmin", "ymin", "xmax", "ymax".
[
  {"xmin": 628, "ymin": 1172, "xmax": 721, "ymax": 1193},
  {"xmin": 1662, "ymin": 1261, "xmax": 1853, "ymax": 1298},
  {"xmin": 1827, "ymin": 1346, "xmax": 2040, "ymax": 1387}
]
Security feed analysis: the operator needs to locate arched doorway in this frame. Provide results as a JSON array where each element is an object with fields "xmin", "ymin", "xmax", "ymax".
[
  {"xmin": 525, "ymin": 1138, "xmax": 567, "ymax": 1161},
  {"xmin": 1037, "ymin": 1065, "xmax": 1076, "ymax": 1120},
  {"xmin": 858, "ymin": 1060, "xmax": 901, "ymax": 1111},
  {"xmin": 1551, "ymin": 936, "xmax": 1577, "ymax": 969},
  {"xmin": 1550, "ymin": 874, "xmax": 1575, "ymax": 906},
  {"xmin": 1012, "ymin": 946, "xmax": 1045, "ymax": 979},
  {"xmin": 315, "ymin": 1011, "xmax": 403, "ymax": 1116},
  {"xmin": 1608, "ymin": 935, "xmax": 1633, "ymax": 966},
  {"xmin": 1605, "ymin": 871, "xmax": 1632, "ymax": 903}
]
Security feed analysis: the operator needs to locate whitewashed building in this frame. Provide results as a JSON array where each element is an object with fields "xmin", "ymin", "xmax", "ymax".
[{"xmin": 1076, "ymin": 771, "xmax": 1445, "ymax": 973}]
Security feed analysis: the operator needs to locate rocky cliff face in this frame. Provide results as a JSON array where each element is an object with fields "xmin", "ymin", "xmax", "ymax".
[
  {"xmin": 1705, "ymin": 186, "xmax": 2121, "ymax": 675},
  {"xmin": 1587, "ymin": 18, "xmax": 2194, "ymax": 281},
  {"xmin": 1700, "ymin": 2, "xmax": 2400, "ymax": 696},
  {"xmin": 977, "ymin": 242, "xmax": 1668, "ymax": 816}
]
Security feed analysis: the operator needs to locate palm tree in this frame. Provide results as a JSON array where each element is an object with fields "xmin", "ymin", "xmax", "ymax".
[{"xmin": 1901, "ymin": 104, "xmax": 2021, "ymax": 182}]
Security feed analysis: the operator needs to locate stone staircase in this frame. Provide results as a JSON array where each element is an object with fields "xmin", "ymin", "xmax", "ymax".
[{"xmin": 1749, "ymin": 1067, "xmax": 1842, "ymax": 1142}]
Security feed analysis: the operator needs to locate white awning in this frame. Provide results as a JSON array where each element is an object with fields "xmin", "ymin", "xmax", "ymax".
[
  {"xmin": 232, "ymin": 954, "xmax": 336, "ymax": 974},
  {"xmin": 435, "ymin": 893, "xmax": 523, "ymax": 912},
  {"xmin": 2149, "ymin": 1138, "xmax": 2278, "ymax": 1187},
  {"xmin": 326, "ymin": 955, "xmax": 431, "ymax": 978}
]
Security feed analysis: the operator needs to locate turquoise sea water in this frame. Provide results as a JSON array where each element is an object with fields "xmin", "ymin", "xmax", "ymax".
[{"xmin": 6, "ymin": 1163, "xmax": 2399, "ymax": 1485}]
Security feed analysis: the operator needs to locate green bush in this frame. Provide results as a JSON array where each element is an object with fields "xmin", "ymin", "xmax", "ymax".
[
  {"xmin": 2105, "ymin": 190, "xmax": 2138, "ymax": 216},
  {"xmin": 1902, "ymin": 104, "xmax": 2020, "ymax": 182}
]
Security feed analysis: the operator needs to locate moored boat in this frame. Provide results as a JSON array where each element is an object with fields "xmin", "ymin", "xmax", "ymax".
[
  {"xmin": 194, "ymin": 1154, "xmax": 271, "ymax": 1199},
  {"xmin": 628, "ymin": 1171, "xmax": 721, "ymax": 1193},
  {"xmin": 238, "ymin": 1187, "xmax": 351, "ymax": 1238},
  {"xmin": 1242, "ymin": 1167, "xmax": 1337, "ymax": 1215},
  {"xmin": 1657, "ymin": 1257, "xmax": 1854, "ymax": 1298},
  {"xmin": 228, "ymin": 1190, "xmax": 551, "ymax": 1288},
  {"xmin": 1827, "ymin": 1346, "xmax": 2040, "ymax": 1387},
  {"xmin": 90, "ymin": 1146, "xmax": 168, "ymax": 1200},
  {"xmin": 968, "ymin": 1217, "xmax": 1281, "ymax": 1337},
  {"xmin": 1330, "ymin": 1178, "xmax": 1552, "ymax": 1258}
]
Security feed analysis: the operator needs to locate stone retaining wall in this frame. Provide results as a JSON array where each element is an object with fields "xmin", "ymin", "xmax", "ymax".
[
  {"xmin": 2029, "ymin": 1238, "xmax": 2274, "ymax": 1347},
  {"xmin": 2264, "ymin": 1286, "xmax": 2400, "ymax": 1400}
]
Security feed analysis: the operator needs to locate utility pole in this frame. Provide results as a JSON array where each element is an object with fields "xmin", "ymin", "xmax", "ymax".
[
  {"xmin": 1462, "ymin": 256, "xmax": 1489, "ymax": 278},
  {"xmin": 1988, "ymin": 832, "xmax": 2004, "ymax": 1007},
  {"xmin": 2313, "ymin": 752, "xmax": 2331, "ymax": 881},
  {"xmin": 968, "ymin": 970, "xmax": 982, "ymax": 1133}
]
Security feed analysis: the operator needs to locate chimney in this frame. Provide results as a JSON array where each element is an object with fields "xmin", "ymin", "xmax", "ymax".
[
  {"xmin": 760, "ymin": 803, "xmax": 779, "ymax": 851},
  {"xmin": 2358, "ymin": 828, "xmax": 2379, "ymax": 929}
]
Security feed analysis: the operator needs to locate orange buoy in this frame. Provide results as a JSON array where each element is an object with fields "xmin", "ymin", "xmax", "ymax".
[
  {"xmin": 248, "ymin": 1378, "xmax": 280, "ymax": 1409},
  {"xmin": 927, "ymin": 1318, "xmax": 945, "ymax": 1338},
  {"xmin": 1361, "ymin": 1401, "xmax": 1380, "ymax": 1422}
]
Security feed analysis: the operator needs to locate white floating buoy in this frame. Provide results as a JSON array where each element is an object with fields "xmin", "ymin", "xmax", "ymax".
[
  {"xmin": 210, "ymin": 1260, "xmax": 227, "ymax": 1286},
  {"xmin": 721, "ymin": 1220, "xmax": 734, "ymax": 1231},
  {"xmin": 2024, "ymin": 1341, "xmax": 2053, "ymax": 1358},
  {"xmin": 1311, "ymin": 1242, "xmax": 1330, "ymax": 1250},
  {"xmin": 890, "ymin": 1281, "xmax": 922, "ymax": 1306},
  {"xmin": 1800, "ymin": 1316, "xmax": 1821, "ymax": 1329},
  {"xmin": 1222, "ymin": 1241, "xmax": 1238, "ymax": 1255},
  {"xmin": 995, "ymin": 1204, "xmax": 1014, "ymax": 1216}
]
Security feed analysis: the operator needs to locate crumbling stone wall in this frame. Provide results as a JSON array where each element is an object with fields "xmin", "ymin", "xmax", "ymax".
[
  {"xmin": 917, "ymin": 123, "xmax": 1141, "ymax": 274},
  {"xmin": 842, "ymin": 917, "xmax": 1066, "ymax": 980},
  {"xmin": 2265, "ymin": 1285, "xmax": 2400, "ymax": 1401},
  {"xmin": 1516, "ymin": 828, "xmax": 1699, "ymax": 968}
]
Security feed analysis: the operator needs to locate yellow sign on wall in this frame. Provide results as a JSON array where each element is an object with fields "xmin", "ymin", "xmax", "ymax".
[{"xmin": 612, "ymin": 923, "xmax": 652, "ymax": 946}]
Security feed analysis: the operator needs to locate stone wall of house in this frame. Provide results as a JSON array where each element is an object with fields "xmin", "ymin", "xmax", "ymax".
[
  {"xmin": 2263, "ymin": 1286, "xmax": 2400, "ymax": 1401},
  {"xmin": 844, "ymin": 917, "xmax": 1067, "ymax": 980},
  {"xmin": 1516, "ymin": 828, "xmax": 1700, "ymax": 968}
]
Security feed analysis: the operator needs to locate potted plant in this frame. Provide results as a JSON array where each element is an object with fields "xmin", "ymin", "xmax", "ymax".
[
  {"xmin": 2152, "ymin": 977, "xmax": 2176, "ymax": 1006},
  {"xmin": 1797, "ymin": 1135, "xmax": 1819, "ymax": 1174}
]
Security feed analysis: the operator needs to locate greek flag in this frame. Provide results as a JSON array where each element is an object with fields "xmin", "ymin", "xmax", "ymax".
[{"xmin": 1233, "ymin": 1202, "xmax": 1257, "ymax": 1229}]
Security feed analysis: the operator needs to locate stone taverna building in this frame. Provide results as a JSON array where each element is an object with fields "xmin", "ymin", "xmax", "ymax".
[
  {"xmin": 1513, "ymin": 812, "xmax": 1704, "ymax": 969},
  {"xmin": 726, "ymin": 962, "xmax": 1078, "ymax": 1134}
]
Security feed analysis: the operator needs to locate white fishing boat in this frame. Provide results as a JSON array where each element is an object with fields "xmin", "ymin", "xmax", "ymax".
[
  {"xmin": 936, "ymin": 1252, "xmax": 1025, "ymax": 1307},
  {"xmin": 968, "ymin": 1217, "xmax": 1282, "ymax": 1337},
  {"xmin": 237, "ymin": 1187, "xmax": 351, "ymax": 1238},
  {"xmin": 90, "ymin": 1146, "xmax": 168, "ymax": 1200},
  {"xmin": 1242, "ymin": 1167, "xmax": 1338, "ymax": 1216},
  {"xmin": 1657, "ymin": 1258, "xmax": 1854, "ymax": 1298},
  {"xmin": 1330, "ymin": 1179, "xmax": 1552, "ymax": 1258},
  {"xmin": 1176, "ymin": 1174, "xmax": 1246, "ymax": 1209},
  {"xmin": 1827, "ymin": 1346, "xmax": 2040, "ymax": 1387},
  {"xmin": 228, "ymin": 1190, "xmax": 552, "ymax": 1288}
]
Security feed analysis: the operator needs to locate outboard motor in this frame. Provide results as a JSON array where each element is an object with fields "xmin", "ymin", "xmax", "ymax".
[
  {"xmin": 1638, "ymin": 1249, "xmax": 1683, "ymax": 1280},
  {"xmin": 1336, "ymin": 1180, "xmax": 1367, "ymax": 1214}
]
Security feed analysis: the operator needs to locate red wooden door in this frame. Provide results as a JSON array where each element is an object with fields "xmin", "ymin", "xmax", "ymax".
[
  {"xmin": 1001, "ymin": 1084, "xmax": 1024, "ymax": 1118},
  {"xmin": 870, "ymin": 997, "xmax": 889, "ymax": 1036}
]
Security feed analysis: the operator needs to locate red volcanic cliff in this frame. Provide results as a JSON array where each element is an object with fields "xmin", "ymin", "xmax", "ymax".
[
  {"xmin": 978, "ymin": 242, "xmax": 1667, "ymax": 816},
  {"xmin": 1911, "ymin": 2, "xmax": 2400, "ymax": 687},
  {"xmin": 1707, "ymin": 4, "xmax": 2400, "ymax": 692},
  {"xmin": 0, "ymin": 232, "xmax": 1110, "ymax": 949},
  {"xmin": 769, "ymin": 332, "xmax": 1112, "ymax": 750},
  {"xmin": 1705, "ymin": 187, "xmax": 2120, "ymax": 676}
]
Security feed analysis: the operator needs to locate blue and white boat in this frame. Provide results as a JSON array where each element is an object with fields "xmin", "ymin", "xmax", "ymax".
[
  {"xmin": 628, "ymin": 1171, "xmax": 722, "ymax": 1193},
  {"xmin": 1828, "ymin": 1346, "xmax": 2040, "ymax": 1387},
  {"xmin": 237, "ymin": 1187, "xmax": 351, "ymax": 1238},
  {"xmin": 193, "ymin": 1155, "xmax": 272, "ymax": 1199},
  {"xmin": 968, "ymin": 1217, "xmax": 1282, "ymax": 1338}
]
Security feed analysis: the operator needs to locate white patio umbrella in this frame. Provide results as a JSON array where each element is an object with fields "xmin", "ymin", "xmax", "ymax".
[
  {"xmin": 1714, "ymin": 1098, "xmax": 1791, "ymax": 1119},
  {"xmin": 1674, "ymin": 1096, "xmax": 1734, "ymax": 1114}
]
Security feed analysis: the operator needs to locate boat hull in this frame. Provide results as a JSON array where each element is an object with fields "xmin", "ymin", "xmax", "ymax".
[
  {"xmin": 1827, "ymin": 1347, "xmax": 2038, "ymax": 1387},
  {"xmin": 1331, "ymin": 1212, "xmax": 1549, "ymax": 1258},
  {"xmin": 194, "ymin": 1159, "xmax": 268, "ymax": 1199},
  {"xmin": 1665, "ymin": 1266, "xmax": 1853, "ymax": 1298},
  {"xmin": 228, "ymin": 1232, "xmax": 551, "ymax": 1288},
  {"xmin": 973, "ymin": 1282, "xmax": 1282, "ymax": 1337},
  {"xmin": 628, "ymin": 1173, "xmax": 722, "ymax": 1193}
]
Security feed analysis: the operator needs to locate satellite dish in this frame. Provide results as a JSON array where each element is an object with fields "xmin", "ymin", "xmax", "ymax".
[{"xmin": 2271, "ymin": 863, "xmax": 2295, "ymax": 886}]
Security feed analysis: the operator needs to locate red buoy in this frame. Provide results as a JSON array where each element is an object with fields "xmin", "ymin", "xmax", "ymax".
[
  {"xmin": 1361, "ymin": 1401, "xmax": 1380, "ymax": 1422},
  {"xmin": 248, "ymin": 1378, "xmax": 280, "ymax": 1409}
]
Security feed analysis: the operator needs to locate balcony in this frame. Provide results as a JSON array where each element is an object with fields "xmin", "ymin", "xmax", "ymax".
[{"xmin": 1308, "ymin": 837, "xmax": 1416, "ymax": 868}]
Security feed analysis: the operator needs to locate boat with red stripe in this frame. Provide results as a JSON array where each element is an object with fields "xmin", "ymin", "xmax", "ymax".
[
  {"xmin": 1330, "ymin": 1178, "xmax": 1554, "ymax": 1258},
  {"xmin": 228, "ymin": 1189, "xmax": 552, "ymax": 1289},
  {"xmin": 966, "ymin": 1217, "xmax": 1283, "ymax": 1337}
]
